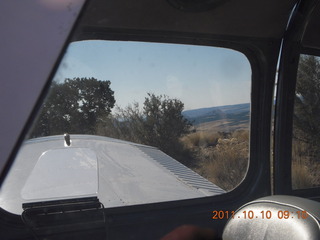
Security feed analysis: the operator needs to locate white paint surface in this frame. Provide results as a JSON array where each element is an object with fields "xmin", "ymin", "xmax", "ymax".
[{"xmin": 0, "ymin": 135, "xmax": 223, "ymax": 214}]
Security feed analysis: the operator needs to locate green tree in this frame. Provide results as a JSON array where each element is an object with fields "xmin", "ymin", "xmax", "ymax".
[
  {"xmin": 30, "ymin": 77, "xmax": 115, "ymax": 137},
  {"xmin": 292, "ymin": 55, "xmax": 320, "ymax": 188},
  {"xmin": 294, "ymin": 55, "xmax": 320, "ymax": 157},
  {"xmin": 98, "ymin": 103, "xmax": 145, "ymax": 143},
  {"xmin": 141, "ymin": 93, "xmax": 191, "ymax": 156},
  {"xmin": 103, "ymin": 93, "xmax": 192, "ymax": 160}
]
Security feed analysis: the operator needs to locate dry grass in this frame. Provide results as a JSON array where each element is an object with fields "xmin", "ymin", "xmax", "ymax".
[
  {"xmin": 195, "ymin": 119, "xmax": 249, "ymax": 133},
  {"xmin": 182, "ymin": 130, "xmax": 249, "ymax": 191},
  {"xmin": 181, "ymin": 131, "xmax": 220, "ymax": 149},
  {"xmin": 292, "ymin": 139, "xmax": 320, "ymax": 189},
  {"xmin": 292, "ymin": 161, "xmax": 315, "ymax": 189},
  {"xmin": 182, "ymin": 127, "xmax": 320, "ymax": 191}
]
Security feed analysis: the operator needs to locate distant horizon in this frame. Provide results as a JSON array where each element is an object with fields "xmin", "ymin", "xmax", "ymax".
[{"xmin": 182, "ymin": 102, "xmax": 250, "ymax": 112}]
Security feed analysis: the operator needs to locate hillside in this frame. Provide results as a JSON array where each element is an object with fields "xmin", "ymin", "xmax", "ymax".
[{"xmin": 183, "ymin": 103, "xmax": 250, "ymax": 132}]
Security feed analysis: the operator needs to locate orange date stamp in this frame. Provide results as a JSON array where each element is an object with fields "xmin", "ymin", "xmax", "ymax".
[{"xmin": 212, "ymin": 210, "xmax": 309, "ymax": 220}]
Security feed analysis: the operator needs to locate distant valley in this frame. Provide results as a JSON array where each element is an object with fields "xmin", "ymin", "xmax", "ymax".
[{"xmin": 183, "ymin": 103, "xmax": 250, "ymax": 132}]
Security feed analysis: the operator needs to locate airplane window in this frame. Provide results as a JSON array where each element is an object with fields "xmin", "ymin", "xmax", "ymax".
[
  {"xmin": 292, "ymin": 54, "xmax": 320, "ymax": 189},
  {"xmin": 0, "ymin": 40, "xmax": 251, "ymax": 214}
]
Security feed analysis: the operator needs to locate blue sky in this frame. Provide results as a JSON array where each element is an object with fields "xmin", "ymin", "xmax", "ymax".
[{"xmin": 54, "ymin": 40, "xmax": 251, "ymax": 111}]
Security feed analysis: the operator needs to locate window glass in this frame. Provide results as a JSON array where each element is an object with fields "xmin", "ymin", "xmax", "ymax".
[
  {"xmin": 0, "ymin": 40, "xmax": 251, "ymax": 214},
  {"xmin": 292, "ymin": 54, "xmax": 320, "ymax": 189}
]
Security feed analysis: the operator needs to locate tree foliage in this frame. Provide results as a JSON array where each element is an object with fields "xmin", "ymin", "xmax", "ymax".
[
  {"xmin": 141, "ymin": 93, "xmax": 191, "ymax": 155},
  {"xmin": 293, "ymin": 55, "xmax": 320, "ymax": 157},
  {"xmin": 30, "ymin": 77, "xmax": 115, "ymax": 137},
  {"xmin": 100, "ymin": 93, "xmax": 192, "ymax": 160}
]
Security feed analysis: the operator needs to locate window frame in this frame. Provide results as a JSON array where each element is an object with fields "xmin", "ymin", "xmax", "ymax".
[
  {"xmin": 1, "ymin": 4, "xmax": 283, "ymax": 240},
  {"xmin": 1, "ymin": 30, "xmax": 278, "ymax": 223}
]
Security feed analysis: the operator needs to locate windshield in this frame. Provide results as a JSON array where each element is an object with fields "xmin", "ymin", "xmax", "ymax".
[{"xmin": 0, "ymin": 40, "xmax": 251, "ymax": 214}]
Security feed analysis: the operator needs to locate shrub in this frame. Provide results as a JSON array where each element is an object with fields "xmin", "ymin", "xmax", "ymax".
[
  {"xmin": 181, "ymin": 132, "xmax": 220, "ymax": 148},
  {"xmin": 191, "ymin": 130, "xmax": 249, "ymax": 191}
]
